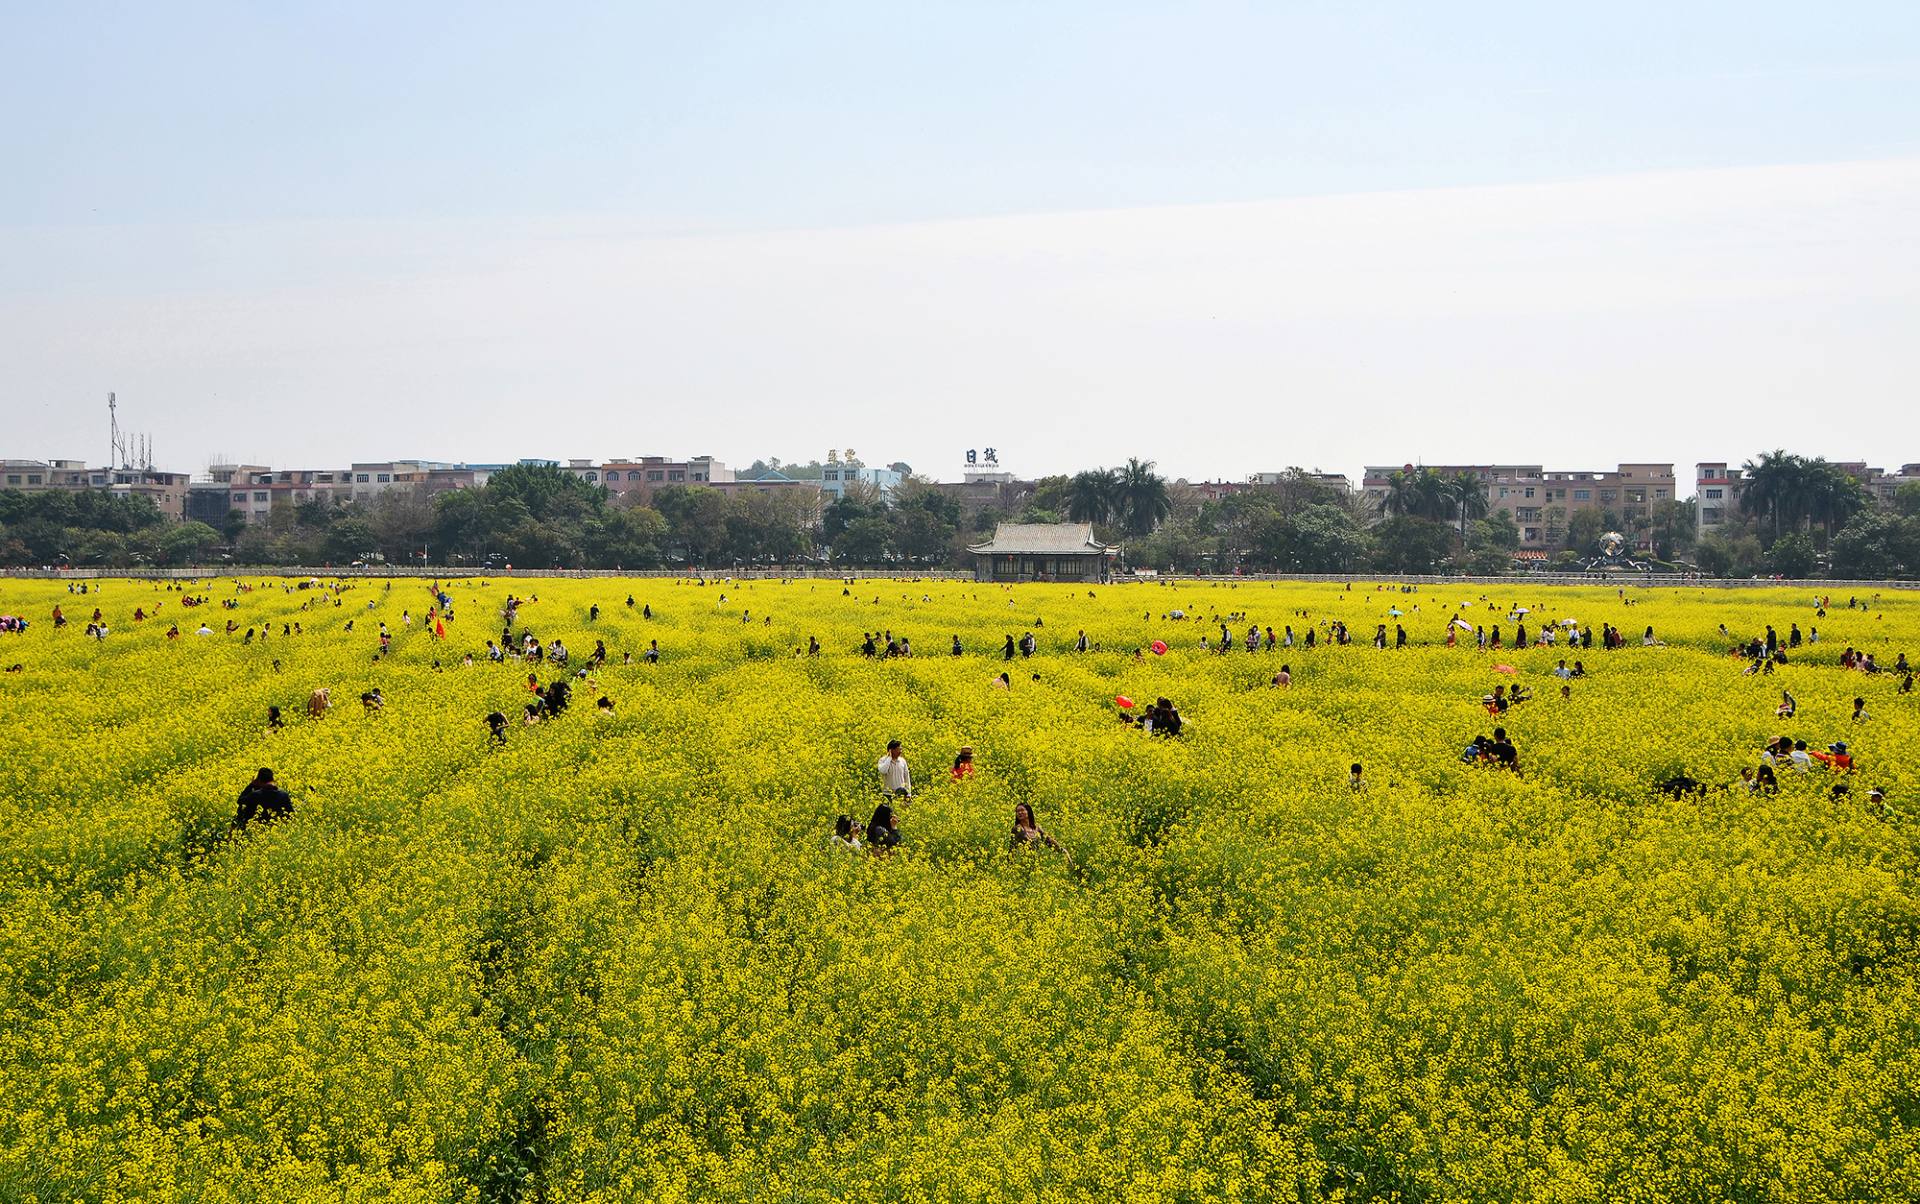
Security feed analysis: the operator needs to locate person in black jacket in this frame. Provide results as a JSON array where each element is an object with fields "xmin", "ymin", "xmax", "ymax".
[{"xmin": 233, "ymin": 768, "xmax": 293, "ymax": 830}]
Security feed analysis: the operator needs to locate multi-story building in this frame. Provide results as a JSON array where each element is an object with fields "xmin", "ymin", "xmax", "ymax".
[
  {"xmin": 594, "ymin": 456, "xmax": 734, "ymax": 498},
  {"xmin": 1252, "ymin": 470, "xmax": 1353, "ymax": 492},
  {"xmin": 1364, "ymin": 462, "xmax": 1674, "ymax": 550},
  {"xmin": 820, "ymin": 463, "xmax": 901, "ymax": 500},
  {"xmin": 205, "ymin": 464, "xmax": 278, "ymax": 524},
  {"xmin": 2, "ymin": 458, "xmax": 191, "ymax": 520},
  {"xmin": 936, "ymin": 471, "xmax": 1033, "ymax": 519},
  {"xmin": 348, "ymin": 460, "xmax": 453, "ymax": 501},
  {"xmin": 1848, "ymin": 463, "xmax": 1920, "ymax": 507},
  {"xmin": 1694, "ymin": 463, "xmax": 1746, "ymax": 533},
  {"xmin": 1488, "ymin": 463, "xmax": 1675, "ymax": 550}
]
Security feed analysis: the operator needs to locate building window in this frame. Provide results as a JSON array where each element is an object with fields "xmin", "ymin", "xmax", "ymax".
[
  {"xmin": 1705, "ymin": 488, "xmax": 1722, "ymax": 499},
  {"xmin": 669, "ymin": 471, "xmax": 685, "ymax": 481},
  {"xmin": 1600, "ymin": 490, "xmax": 1615, "ymax": 503},
  {"xmin": 252, "ymin": 491, "xmax": 268, "ymax": 502},
  {"xmin": 356, "ymin": 473, "xmax": 369, "ymax": 483},
  {"xmin": 583, "ymin": 472, "xmax": 598, "ymax": 483},
  {"xmin": 647, "ymin": 471, "xmax": 664, "ymax": 482},
  {"xmin": 1524, "ymin": 528, "xmax": 1540, "ymax": 542},
  {"xmin": 1573, "ymin": 489, "xmax": 1590, "ymax": 501},
  {"xmin": 4, "ymin": 476, "xmax": 18, "ymax": 486},
  {"xmin": 1523, "ymin": 487, "xmax": 1535, "ymax": 499},
  {"xmin": 693, "ymin": 473, "xmax": 705, "ymax": 481},
  {"xmin": 1498, "ymin": 487, "xmax": 1509, "ymax": 498},
  {"xmin": 628, "ymin": 471, "xmax": 641, "ymax": 481},
  {"xmin": 232, "ymin": 493, "xmax": 246, "ymax": 503},
  {"xmin": 377, "ymin": 473, "xmax": 391, "ymax": 483},
  {"xmin": 26, "ymin": 475, "xmax": 42, "ymax": 485}
]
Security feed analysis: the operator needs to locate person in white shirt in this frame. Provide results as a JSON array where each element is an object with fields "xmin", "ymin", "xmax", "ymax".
[
  {"xmin": 1789, "ymin": 741, "xmax": 1814, "ymax": 772},
  {"xmin": 876, "ymin": 740, "xmax": 912, "ymax": 795}
]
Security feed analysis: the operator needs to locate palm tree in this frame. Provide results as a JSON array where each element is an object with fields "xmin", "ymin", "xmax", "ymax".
[
  {"xmin": 1805, "ymin": 459, "xmax": 1867, "ymax": 541},
  {"xmin": 1382, "ymin": 470, "xmax": 1419, "ymax": 519},
  {"xmin": 1067, "ymin": 468, "xmax": 1120, "ymax": 524},
  {"xmin": 1449, "ymin": 471, "xmax": 1488, "ymax": 537},
  {"xmin": 1740, "ymin": 450, "xmax": 1805, "ymax": 540},
  {"xmin": 1117, "ymin": 458, "xmax": 1172, "ymax": 537},
  {"xmin": 1383, "ymin": 467, "xmax": 1455, "ymax": 522}
]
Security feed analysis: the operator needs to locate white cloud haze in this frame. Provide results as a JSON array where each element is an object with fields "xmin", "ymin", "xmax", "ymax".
[{"xmin": 4, "ymin": 157, "xmax": 1917, "ymax": 484}]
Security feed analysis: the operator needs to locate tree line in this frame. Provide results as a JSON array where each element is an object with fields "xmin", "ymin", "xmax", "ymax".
[{"xmin": 5, "ymin": 451, "xmax": 1919, "ymax": 576}]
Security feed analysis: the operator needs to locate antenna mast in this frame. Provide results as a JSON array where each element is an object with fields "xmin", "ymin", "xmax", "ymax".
[{"xmin": 108, "ymin": 392, "xmax": 121, "ymax": 469}]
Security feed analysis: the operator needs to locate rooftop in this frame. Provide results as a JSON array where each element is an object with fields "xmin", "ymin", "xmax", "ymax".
[{"xmin": 968, "ymin": 522, "xmax": 1118, "ymax": 555}]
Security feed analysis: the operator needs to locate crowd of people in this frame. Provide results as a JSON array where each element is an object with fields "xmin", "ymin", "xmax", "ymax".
[{"xmin": 21, "ymin": 576, "xmax": 1906, "ymax": 846}]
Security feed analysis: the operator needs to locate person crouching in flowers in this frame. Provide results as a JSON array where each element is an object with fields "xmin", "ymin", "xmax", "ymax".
[
  {"xmin": 1010, "ymin": 803, "xmax": 1063, "ymax": 854},
  {"xmin": 867, "ymin": 803, "xmax": 900, "ymax": 853},
  {"xmin": 233, "ymin": 768, "xmax": 293, "ymax": 831},
  {"xmin": 828, "ymin": 814, "xmax": 864, "ymax": 852},
  {"xmin": 951, "ymin": 746, "xmax": 975, "ymax": 781}
]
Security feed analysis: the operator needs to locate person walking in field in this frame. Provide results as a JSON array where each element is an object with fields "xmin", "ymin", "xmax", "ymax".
[
  {"xmin": 307, "ymin": 687, "xmax": 331, "ymax": 717},
  {"xmin": 876, "ymin": 739, "xmax": 913, "ymax": 796},
  {"xmin": 233, "ymin": 768, "xmax": 293, "ymax": 830},
  {"xmin": 486, "ymin": 711, "xmax": 509, "ymax": 745}
]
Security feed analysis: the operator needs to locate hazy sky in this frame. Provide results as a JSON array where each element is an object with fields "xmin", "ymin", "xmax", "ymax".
[{"xmin": 5, "ymin": 2, "xmax": 1918, "ymax": 485}]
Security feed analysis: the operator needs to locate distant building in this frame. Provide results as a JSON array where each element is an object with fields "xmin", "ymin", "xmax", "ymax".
[
  {"xmin": 969, "ymin": 522, "xmax": 1119, "ymax": 583},
  {"xmin": 596, "ymin": 455, "xmax": 734, "ymax": 498},
  {"xmin": 1364, "ymin": 462, "xmax": 1675, "ymax": 551},
  {"xmin": 2, "ymin": 458, "xmax": 191, "ymax": 520},
  {"xmin": 1252, "ymin": 470, "xmax": 1352, "ymax": 492},
  {"xmin": 1488, "ymin": 463, "xmax": 1675, "ymax": 551},
  {"xmin": 820, "ymin": 463, "xmax": 901, "ymax": 500},
  {"xmin": 937, "ymin": 472, "xmax": 1034, "ymax": 519},
  {"xmin": 1695, "ymin": 462, "xmax": 1745, "ymax": 533}
]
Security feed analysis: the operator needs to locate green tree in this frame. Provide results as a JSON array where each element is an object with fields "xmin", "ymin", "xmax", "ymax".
[
  {"xmin": 1372, "ymin": 516, "xmax": 1454, "ymax": 574},
  {"xmin": 1829, "ymin": 511, "xmax": 1915, "ymax": 578},
  {"xmin": 1117, "ymin": 458, "xmax": 1172, "ymax": 537},
  {"xmin": 652, "ymin": 486, "xmax": 732, "ymax": 566},
  {"xmin": 1767, "ymin": 531, "xmax": 1817, "ymax": 577},
  {"xmin": 1648, "ymin": 499, "xmax": 1697, "ymax": 561},
  {"xmin": 834, "ymin": 515, "xmax": 893, "ymax": 564},
  {"xmin": 1067, "ymin": 469, "xmax": 1120, "ymax": 525},
  {"xmin": 155, "ymin": 521, "xmax": 223, "ymax": 567},
  {"xmin": 1274, "ymin": 504, "xmax": 1372, "ymax": 573},
  {"xmin": 324, "ymin": 517, "xmax": 380, "ymax": 564}
]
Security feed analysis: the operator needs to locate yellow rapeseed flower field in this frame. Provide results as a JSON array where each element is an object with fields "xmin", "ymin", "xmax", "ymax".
[{"xmin": 0, "ymin": 574, "xmax": 1916, "ymax": 1202}]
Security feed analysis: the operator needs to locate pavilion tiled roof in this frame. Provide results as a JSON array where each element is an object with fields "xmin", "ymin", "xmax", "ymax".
[{"xmin": 967, "ymin": 523, "xmax": 1118, "ymax": 555}]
